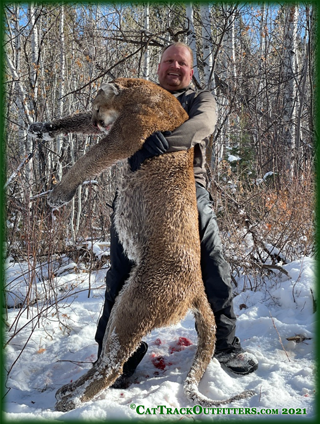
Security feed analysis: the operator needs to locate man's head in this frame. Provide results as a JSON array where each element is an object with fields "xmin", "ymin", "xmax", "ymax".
[{"xmin": 157, "ymin": 42, "xmax": 194, "ymax": 92}]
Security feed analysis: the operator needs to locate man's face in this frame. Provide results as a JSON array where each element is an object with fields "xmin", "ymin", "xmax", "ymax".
[{"xmin": 157, "ymin": 45, "xmax": 194, "ymax": 91}]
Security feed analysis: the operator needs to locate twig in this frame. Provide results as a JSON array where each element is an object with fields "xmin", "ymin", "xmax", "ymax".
[
  {"xmin": 5, "ymin": 139, "xmax": 48, "ymax": 189},
  {"xmin": 56, "ymin": 359, "xmax": 94, "ymax": 365},
  {"xmin": 30, "ymin": 190, "xmax": 52, "ymax": 201},
  {"xmin": 5, "ymin": 151, "xmax": 35, "ymax": 189},
  {"xmin": 261, "ymin": 264, "xmax": 289, "ymax": 277},
  {"xmin": 59, "ymin": 45, "xmax": 145, "ymax": 99},
  {"xmin": 269, "ymin": 311, "xmax": 291, "ymax": 362},
  {"xmin": 310, "ymin": 288, "xmax": 317, "ymax": 313}
]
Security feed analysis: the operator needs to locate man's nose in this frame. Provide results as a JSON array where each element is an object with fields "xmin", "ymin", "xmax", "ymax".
[{"xmin": 169, "ymin": 60, "xmax": 180, "ymax": 68}]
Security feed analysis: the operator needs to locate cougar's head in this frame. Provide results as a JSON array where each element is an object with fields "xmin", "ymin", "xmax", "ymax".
[{"xmin": 92, "ymin": 83, "xmax": 121, "ymax": 134}]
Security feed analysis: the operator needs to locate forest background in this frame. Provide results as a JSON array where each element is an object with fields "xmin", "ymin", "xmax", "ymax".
[{"xmin": 2, "ymin": 1, "xmax": 317, "ymax": 383}]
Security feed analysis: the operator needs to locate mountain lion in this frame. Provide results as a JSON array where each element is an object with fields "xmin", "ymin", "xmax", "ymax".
[{"xmin": 29, "ymin": 78, "xmax": 255, "ymax": 411}]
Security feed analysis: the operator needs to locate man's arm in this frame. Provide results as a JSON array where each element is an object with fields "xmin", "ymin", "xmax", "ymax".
[
  {"xmin": 166, "ymin": 91, "xmax": 217, "ymax": 152},
  {"xmin": 127, "ymin": 90, "xmax": 217, "ymax": 171}
]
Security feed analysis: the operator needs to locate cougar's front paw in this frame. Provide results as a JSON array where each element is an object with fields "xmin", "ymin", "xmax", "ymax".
[
  {"xmin": 28, "ymin": 122, "xmax": 55, "ymax": 140},
  {"xmin": 47, "ymin": 185, "xmax": 77, "ymax": 208}
]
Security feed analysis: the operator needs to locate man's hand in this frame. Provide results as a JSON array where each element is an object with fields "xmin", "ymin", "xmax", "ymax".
[
  {"xmin": 28, "ymin": 122, "xmax": 56, "ymax": 140},
  {"xmin": 128, "ymin": 131, "xmax": 171, "ymax": 172}
]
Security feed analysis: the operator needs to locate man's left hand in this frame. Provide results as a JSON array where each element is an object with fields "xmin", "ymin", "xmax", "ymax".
[{"xmin": 128, "ymin": 131, "xmax": 171, "ymax": 172}]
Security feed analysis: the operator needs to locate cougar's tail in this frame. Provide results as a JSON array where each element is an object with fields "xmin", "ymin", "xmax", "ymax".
[{"xmin": 184, "ymin": 296, "xmax": 255, "ymax": 407}]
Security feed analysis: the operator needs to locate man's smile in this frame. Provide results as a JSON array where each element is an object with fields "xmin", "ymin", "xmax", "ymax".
[{"xmin": 166, "ymin": 72, "xmax": 181, "ymax": 79}]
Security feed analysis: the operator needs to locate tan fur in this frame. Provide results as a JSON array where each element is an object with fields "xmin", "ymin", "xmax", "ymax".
[{"xmin": 47, "ymin": 78, "xmax": 255, "ymax": 411}]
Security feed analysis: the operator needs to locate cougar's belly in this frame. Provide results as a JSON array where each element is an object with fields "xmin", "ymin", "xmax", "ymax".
[
  {"xmin": 113, "ymin": 151, "xmax": 196, "ymax": 264},
  {"xmin": 113, "ymin": 167, "xmax": 148, "ymax": 263}
]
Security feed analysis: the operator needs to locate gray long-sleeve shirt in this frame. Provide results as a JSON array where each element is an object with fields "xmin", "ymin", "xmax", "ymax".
[{"xmin": 167, "ymin": 87, "xmax": 217, "ymax": 188}]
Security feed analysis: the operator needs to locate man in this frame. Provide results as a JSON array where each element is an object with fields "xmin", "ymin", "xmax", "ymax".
[{"xmin": 95, "ymin": 42, "xmax": 258, "ymax": 384}]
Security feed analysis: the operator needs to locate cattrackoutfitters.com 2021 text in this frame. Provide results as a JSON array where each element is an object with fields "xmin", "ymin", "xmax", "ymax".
[{"xmin": 130, "ymin": 404, "xmax": 307, "ymax": 416}]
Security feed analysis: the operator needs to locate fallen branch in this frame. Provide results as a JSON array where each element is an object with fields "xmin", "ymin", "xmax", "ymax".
[{"xmin": 260, "ymin": 264, "xmax": 289, "ymax": 277}]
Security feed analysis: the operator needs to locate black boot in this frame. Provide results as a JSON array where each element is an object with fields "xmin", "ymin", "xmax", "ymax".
[{"xmin": 215, "ymin": 337, "xmax": 258, "ymax": 375}]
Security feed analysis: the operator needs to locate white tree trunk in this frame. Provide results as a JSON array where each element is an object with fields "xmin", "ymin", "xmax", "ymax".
[
  {"xmin": 226, "ymin": 14, "xmax": 237, "ymax": 91},
  {"xmin": 283, "ymin": 5, "xmax": 298, "ymax": 175},
  {"xmin": 258, "ymin": 4, "xmax": 266, "ymax": 112},
  {"xmin": 56, "ymin": 6, "xmax": 66, "ymax": 181},
  {"xmin": 29, "ymin": 5, "xmax": 39, "ymax": 104},
  {"xmin": 27, "ymin": 6, "xmax": 39, "ymax": 197},
  {"xmin": 295, "ymin": 6, "xmax": 310, "ymax": 169},
  {"xmin": 6, "ymin": 5, "xmax": 29, "ymax": 185},
  {"xmin": 166, "ymin": 4, "xmax": 172, "ymax": 43},
  {"xmin": 200, "ymin": 4, "xmax": 214, "ymax": 90},
  {"xmin": 220, "ymin": 11, "xmax": 237, "ymax": 150},
  {"xmin": 143, "ymin": 4, "xmax": 150, "ymax": 80},
  {"xmin": 67, "ymin": 38, "xmax": 80, "ymax": 242},
  {"xmin": 6, "ymin": 55, "xmax": 33, "ymax": 124},
  {"xmin": 186, "ymin": 4, "xmax": 200, "ymax": 85}
]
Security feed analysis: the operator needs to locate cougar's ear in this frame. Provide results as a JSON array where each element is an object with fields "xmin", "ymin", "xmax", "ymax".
[{"xmin": 100, "ymin": 83, "xmax": 120, "ymax": 97}]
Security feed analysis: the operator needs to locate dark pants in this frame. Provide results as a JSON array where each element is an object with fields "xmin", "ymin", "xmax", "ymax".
[{"xmin": 95, "ymin": 183, "xmax": 238, "ymax": 357}]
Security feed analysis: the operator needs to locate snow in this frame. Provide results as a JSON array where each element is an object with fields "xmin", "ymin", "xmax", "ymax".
[
  {"xmin": 4, "ymin": 253, "xmax": 316, "ymax": 421},
  {"xmin": 263, "ymin": 172, "xmax": 274, "ymax": 180},
  {"xmin": 227, "ymin": 154, "xmax": 241, "ymax": 163}
]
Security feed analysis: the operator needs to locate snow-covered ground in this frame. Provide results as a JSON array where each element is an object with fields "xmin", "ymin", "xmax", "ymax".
[{"xmin": 4, "ymin": 251, "xmax": 316, "ymax": 421}]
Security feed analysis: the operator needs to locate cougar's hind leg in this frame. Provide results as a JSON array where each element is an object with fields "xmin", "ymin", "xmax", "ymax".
[
  {"xmin": 184, "ymin": 292, "xmax": 256, "ymax": 407},
  {"xmin": 55, "ymin": 324, "xmax": 147, "ymax": 412},
  {"xmin": 55, "ymin": 332, "xmax": 133, "ymax": 412}
]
